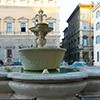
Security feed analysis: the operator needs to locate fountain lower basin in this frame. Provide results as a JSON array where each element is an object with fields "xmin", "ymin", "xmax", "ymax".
[
  {"xmin": 0, "ymin": 72, "xmax": 13, "ymax": 98},
  {"xmin": 81, "ymin": 67, "xmax": 100, "ymax": 97},
  {"xmin": 8, "ymin": 71, "xmax": 88, "ymax": 100},
  {"xmin": 19, "ymin": 48, "xmax": 66, "ymax": 71}
]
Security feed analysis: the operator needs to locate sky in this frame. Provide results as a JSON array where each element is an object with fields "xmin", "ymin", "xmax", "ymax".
[{"xmin": 58, "ymin": 0, "xmax": 100, "ymax": 40}]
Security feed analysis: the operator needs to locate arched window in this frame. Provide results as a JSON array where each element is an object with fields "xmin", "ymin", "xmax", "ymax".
[
  {"xmin": 96, "ymin": 22, "xmax": 100, "ymax": 30},
  {"xmin": 82, "ymin": 35, "xmax": 88, "ymax": 46},
  {"xmin": 96, "ymin": 35, "xmax": 100, "ymax": 44},
  {"xmin": 96, "ymin": 10, "xmax": 100, "ymax": 18}
]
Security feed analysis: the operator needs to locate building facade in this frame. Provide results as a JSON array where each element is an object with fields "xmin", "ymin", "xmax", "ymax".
[
  {"xmin": 0, "ymin": 0, "xmax": 60, "ymax": 63},
  {"xmin": 62, "ymin": 4, "xmax": 94, "ymax": 65},
  {"xmin": 92, "ymin": 3, "xmax": 100, "ymax": 66}
]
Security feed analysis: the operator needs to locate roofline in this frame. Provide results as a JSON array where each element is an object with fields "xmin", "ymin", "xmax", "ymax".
[
  {"xmin": 67, "ymin": 3, "xmax": 94, "ymax": 23},
  {"xmin": 63, "ymin": 27, "xmax": 68, "ymax": 33},
  {"xmin": 67, "ymin": 4, "xmax": 79, "ymax": 23}
]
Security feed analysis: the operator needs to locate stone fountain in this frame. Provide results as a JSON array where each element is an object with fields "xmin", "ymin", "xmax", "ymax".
[
  {"xmin": 19, "ymin": 9, "xmax": 65, "ymax": 72},
  {"xmin": 8, "ymin": 10, "xmax": 88, "ymax": 100}
]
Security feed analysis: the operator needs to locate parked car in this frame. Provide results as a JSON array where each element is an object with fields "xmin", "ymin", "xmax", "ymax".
[
  {"xmin": 72, "ymin": 61, "xmax": 87, "ymax": 67},
  {"xmin": 10, "ymin": 61, "xmax": 22, "ymax": 65}
]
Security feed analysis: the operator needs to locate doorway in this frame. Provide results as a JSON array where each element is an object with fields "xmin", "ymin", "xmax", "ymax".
[{"xmin": 7, "ymin": 49, "xmax": 12, "ymax": 63}]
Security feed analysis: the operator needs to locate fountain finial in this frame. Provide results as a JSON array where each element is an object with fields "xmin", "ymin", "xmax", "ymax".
[{"xmin": 35, "ymin": 9, "xmax": 47, "ymax": 23}]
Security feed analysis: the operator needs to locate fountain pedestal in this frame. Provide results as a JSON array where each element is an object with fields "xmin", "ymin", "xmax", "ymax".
[{"xmin": 29, "ymin": 23, "xmax": 53, "ymax": 48}]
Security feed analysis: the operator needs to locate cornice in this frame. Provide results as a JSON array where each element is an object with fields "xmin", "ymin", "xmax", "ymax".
[{"xmin": 92, "ymin": 3, "xmax": 100, "ymax": 12}]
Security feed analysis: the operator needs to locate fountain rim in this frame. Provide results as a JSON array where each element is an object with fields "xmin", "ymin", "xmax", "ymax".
[
  {"xmin": 0, "ymin": 72, "xmax": 9, "ymax": 78},
  {"xmin": 29, "ymin": 23, "xmax": 53, "ymax": 33},
  {"xmin": 19, "ymin": 47, "xmax": 66, "ymax": 52},
  {"xmin": 86, "ymin": 67, "xmax": 100, "ymax": 77},
  {"xmin": 7, "ymin": 71, "xmax": 88, "ymax": 82}
]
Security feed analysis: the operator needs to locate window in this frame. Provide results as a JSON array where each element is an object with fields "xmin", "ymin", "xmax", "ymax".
[
  {"xmin": 96, "ymin": 35, "xmax": 100, "ymax": 44},
  {"xmin": 69, "ymin": 42, "xmax": 70, "ymax": 48},
  {"xmin": 96, "ymin": 22, "xmax": 100, "ymax": 30},
  {"xmin": 97, "ymin": 52, "xmax": 99, "ymax": 62},
  {"xmin": 83, "ymin": 26, "xmax": 87, "ymax": 30},
  {"xmin": 20, "ymin": 22, "xmax": 26, "ymax": 32},
  {"xmin": 96, "ymin": 10, "xmax": 100, "ymax": 18},
  {"xmin": 82, "ymin": 13, "xmax": 87, "ymax": 18},
  {"xmin": 91, "ymin": 36, "xmax": 94, "ymax": 46},
  {"xmin": 6, "ymin": 0, "xmax": 11, "ymax": 2},
  {"xmin": 48, "ymin": 22, "xmax": 53, "ymax": 28},
  {"xmin": 6, "ymin": 0, "xmax": 11, "ymax": 1},
  {"xmin": 77, "ymin": 15, "xmax": 80, "ymax": 20},
  {"xmin": 74, "ymin": 39, "xmax": 76, "ymax": 46},
  {"xmin": 83, "ymin": 52, "xmax": 89, "ymax": 62},
  {"xmin": 20, "ymin": 0, "xmax": 27, "ymax": 3},
  {"xmin": 82, "ymin": 35, "xmax": 88, "ymax": 46},
  {"xmin": 78, "ymin": 37, "xmax": 80, "ymax": 45},
  {"xmin": 6, "ymin": 0, "xmax": 12, "ymax": 4},
  {"xmin": 6, "ymin": 22, "xmax": 12, "ymax": 32},
  {"xmin": 4, "ymin": 17, "xmax": 14, "ymax": 33},
  {"xmin": 91, "ymin": 52, "xmax": 93, "ymax": 59},
  {"xmin": 92, "ymin": 13, "xmax": 94, "ymax": 18},
  {"xmin": 91, "ymin": 24, "xmax": 94, "ymax": 30},
  {"xmin": 7, "ymin": 49, "xmax": 12, "ymax": 58},
  {"xmin": 71, "ymin": 40, "xmax": 73, "ymax": 48},
  {"xmin": 18, "ymin": 17, "xmax": 28, "ymax": 32}
]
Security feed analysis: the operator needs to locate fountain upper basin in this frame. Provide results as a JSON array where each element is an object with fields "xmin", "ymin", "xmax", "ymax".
[
  {"xmin": 19, "ymin": 48, "xmax": 66, "ymax": 71},
  {"xmin": 29, "ymin": 23, "xmax": 53, "ymax": 33}
]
